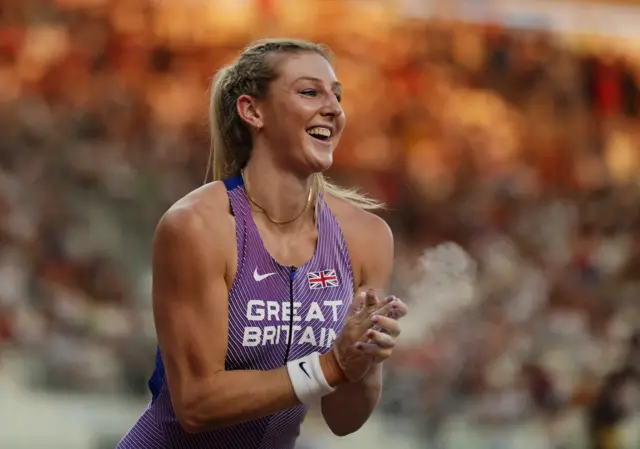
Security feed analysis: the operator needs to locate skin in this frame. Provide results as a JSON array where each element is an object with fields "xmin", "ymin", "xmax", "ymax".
[
  {"xmin": 152, "ymin": 51, "xmax": 408, "ymax": 436},
  {"xmin": 320, "ymin": 194, "xmax": 399, "ymax": 436}
]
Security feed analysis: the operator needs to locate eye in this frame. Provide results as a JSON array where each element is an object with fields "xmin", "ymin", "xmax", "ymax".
[
  {"xmin": 334, "ymin": 93, "xmax": 342, "ymax": 103},
  {"xmin": 300, "ymin": 89, "xmax": 318, "ymax": 97}
]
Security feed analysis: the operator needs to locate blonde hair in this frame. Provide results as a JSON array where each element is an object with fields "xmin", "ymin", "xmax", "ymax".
[{"xmin": 206, "ymin": 38, "xmax": 383, "ymax": 211}]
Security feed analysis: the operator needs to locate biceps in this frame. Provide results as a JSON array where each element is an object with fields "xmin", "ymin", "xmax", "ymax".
[
  {"xmin": 152, "ymin": 274, "xmax": 229, "ymax": 395},
  {"xmin": 359, "ymin": 258, "xmax": 393, "ymax": 293},
  {"xmin": 357, "ymin": 226, "xmax": 394, "ymax": 293}
]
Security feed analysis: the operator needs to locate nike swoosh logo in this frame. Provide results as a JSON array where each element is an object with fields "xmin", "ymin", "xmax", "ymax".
[
  {"xmin": 253, "ymin": 268, "xmax": 276, "ymax": 282},
  {"xmin": 299, "ymin": 361, "xmax": 311, "ymax": 379}
]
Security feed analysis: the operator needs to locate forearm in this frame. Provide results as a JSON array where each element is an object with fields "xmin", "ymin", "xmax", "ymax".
[
  {"xmin": 178, "ymin": 367, "xmax": 295, "ymax": 432},
  {"xmin": 177, "ymin": 353, "xmax": 344, "ymax": 433},
  {"xmin": 321, "ymin": 363, "xmax": 383, "ymax": 436}
]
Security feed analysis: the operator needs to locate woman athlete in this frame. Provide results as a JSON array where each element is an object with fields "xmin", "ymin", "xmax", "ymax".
[{"xmin": 118, "ymin": 38, "xmax": 409, "ymax": 448}]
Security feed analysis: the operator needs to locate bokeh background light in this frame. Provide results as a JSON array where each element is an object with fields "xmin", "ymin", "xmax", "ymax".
[{"xmin": 0, "ymin": 0, "xmax": 639, "ymax": 448}]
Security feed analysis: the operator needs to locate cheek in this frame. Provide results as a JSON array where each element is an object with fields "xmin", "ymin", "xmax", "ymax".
[
  {"xmin": 338, "ymin": 112, "xmax": 347, "ymax": 130},
  {"xmin": 265, "ymin": 100, "xmax": 304, "ymax": 129},
  {"xmin": 333, "ymin": 115, "xmax": 347, "ymax": 141}
]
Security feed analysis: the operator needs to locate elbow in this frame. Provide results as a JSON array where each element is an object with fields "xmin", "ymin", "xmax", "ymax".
[
  {"xmin": 175, "ymin": 399, "xmax": 226, "ymax": 434},
  {"xmin": 171, "ymin": 373, "xmax": 230, "ymax": 433},
  {"xmin": 177, "ymin": 416, "xmax": 204, "ymax": 435},
  {"xmin": 328, "ymin": 422, "xmax": 364, "ymax": 437},
  {"xmin": 175, "ymin": 406, "xmax": 208, "ymax": 434},
  {"xmin": 176, "ymin": 410, "xmax": 228, "ymax": 434}
]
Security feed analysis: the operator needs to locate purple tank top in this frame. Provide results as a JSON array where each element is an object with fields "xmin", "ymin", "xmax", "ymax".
[{"xmin": 118, "ymin": 177, "xmax": 354, "ymax": 449}]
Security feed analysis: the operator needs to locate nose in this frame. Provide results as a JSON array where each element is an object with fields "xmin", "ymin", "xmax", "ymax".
[{"xmin": 320, "ymin": 95, "xmax": 342, "ymax": 117}]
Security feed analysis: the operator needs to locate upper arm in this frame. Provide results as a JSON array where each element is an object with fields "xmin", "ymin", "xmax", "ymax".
[
  {"xmin": 152, "ymin": 198, "xmax": 235, "ymax": 417},
  {"xmin": 357, "ymin": 213, "xmax": 394, "ymax": 292},
  {"xmin": 320, "ymin": 206, "xmax": 393, "ymax": 431},
  {"xmin": 329, "ymin": 198, "xmax": 394, "ymax": 294}
]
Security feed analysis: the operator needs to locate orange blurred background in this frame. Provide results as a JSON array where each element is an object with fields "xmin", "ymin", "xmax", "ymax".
[{"xmin": 0, "ymin": 1, "xmax": 639, "ymax": 448}]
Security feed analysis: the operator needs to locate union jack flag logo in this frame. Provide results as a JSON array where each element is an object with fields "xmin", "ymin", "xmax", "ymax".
[{"xmin": 307, "ymin": 269, "xmax": 339, "ymax": 290}]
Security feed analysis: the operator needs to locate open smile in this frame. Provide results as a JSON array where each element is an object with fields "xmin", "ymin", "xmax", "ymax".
[{"xmin": 307, "ymin": 126, "xmax": 333, "ymax": 143}]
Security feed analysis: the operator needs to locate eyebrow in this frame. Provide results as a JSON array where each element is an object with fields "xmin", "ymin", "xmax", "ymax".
[{"xmin": 293, "ymin": 76, "xmax": 342, "ymax": 90}]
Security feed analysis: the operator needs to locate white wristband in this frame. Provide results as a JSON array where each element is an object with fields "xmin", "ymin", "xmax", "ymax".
[{"xmin": 286, "ymin": 352, "xmax": 336, "ymax": 406}]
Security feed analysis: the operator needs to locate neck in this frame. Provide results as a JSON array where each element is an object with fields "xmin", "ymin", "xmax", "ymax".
[{"xmin": 242, "ymin": 149, "xmax": 316, "ymax": 229}]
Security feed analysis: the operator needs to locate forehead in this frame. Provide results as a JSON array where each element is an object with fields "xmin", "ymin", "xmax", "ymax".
[{"xmin": 272, "ymin": 52, "xmax": 338, "ymax": 85}]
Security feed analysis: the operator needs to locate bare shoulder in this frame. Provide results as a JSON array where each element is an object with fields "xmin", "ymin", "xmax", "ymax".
[
  {"xmin": 325, "ymin": 194, "xmax": 393, "ymax": 247},
  {"xmin": 154, "ymin": 182, "xmax": 236, "ymax": 276},
  {"xmin": 157, "ymin": 182, "xmax": 232, "ymax": 240},
  {"xmin": 324, "ymin": 194, "xmax": 394, "ymax": 288}
]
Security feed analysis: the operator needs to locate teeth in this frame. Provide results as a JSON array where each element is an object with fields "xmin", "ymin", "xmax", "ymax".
[{"xmin": 307, "ymin": 127, "xmax": 331, "ymax": 138}]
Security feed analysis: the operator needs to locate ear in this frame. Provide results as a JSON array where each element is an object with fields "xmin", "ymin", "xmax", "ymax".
[{"xmin": 236, "ymin": 94, "xmax": 264, "ymax": 130}]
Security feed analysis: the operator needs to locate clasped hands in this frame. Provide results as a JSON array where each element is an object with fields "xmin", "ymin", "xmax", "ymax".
[{"xmin": 331, "ymin": 289, "xmax": 408, "ymax": 382}]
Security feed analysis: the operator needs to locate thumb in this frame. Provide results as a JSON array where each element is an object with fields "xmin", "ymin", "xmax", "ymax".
[
  {"xmin": 364, "ymin": 289, "xmax": 379, "ymax": 308},
  {"xmin": 348, "ymin": 292, "xmax": 366, "ymax": 317}
]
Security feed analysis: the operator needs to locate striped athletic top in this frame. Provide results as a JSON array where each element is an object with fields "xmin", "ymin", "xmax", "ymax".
[{"xmin": 118, "ymin": 176, "xmax": 354, "ymax": 448}]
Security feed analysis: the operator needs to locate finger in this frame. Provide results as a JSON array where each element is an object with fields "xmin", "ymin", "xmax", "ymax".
[
  {"xmin": 363, "ymin": 289, "xmax": 379, "ymax": 308},
  {"xmin": 386, "ymin": 298, "xmax": 408, "ymax": 320},
  {"xmin": 356, "ymin": 295, "xmax": 394, "ymax": 321},
  {"xmin": 352, "ymin": 291, "xmax": 384, "ymax": 324},
  {"xmin": 354, "ymin": 342, "xmax": 379, "ymax": 352},
  {"xmin": 377, "ymin": 296, "xmax": 400, "ymax": 321},
  {"xmin": 369, "ymin": 300, "xmax": 399, "ymax": 321},
  {"xmin": 381, "ymin": 295, "xmax": 397, "ymax": 306},
  {"xmin": 350, "ymin": 296, "xmax": 398, "ymax": 335},
  {"xmin": 365, "ymin": 330, "xmax": 396, "ymax": 349},
  {"xmin": 348, "ymin": 292, "xmax": 366, "ymax": 317},
  {"xmin": 371, "ymin": 315, "xmax": 401, "ymax": 337},
  {"xmin": 355, "ymin": 342, "xmax": 393, "ymax": 361},
  {"xmin": 352, "ymin": 301, "xmax": 393, "ymax": 334}
]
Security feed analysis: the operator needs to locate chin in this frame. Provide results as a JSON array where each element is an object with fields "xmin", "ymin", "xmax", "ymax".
[
  {"xmin": 302, "ymin": 135, "xmax": 337, "ymax": 172},
  {"xmin": 305, "ymin": 152, "xmax": 333, "ymax": 174}
]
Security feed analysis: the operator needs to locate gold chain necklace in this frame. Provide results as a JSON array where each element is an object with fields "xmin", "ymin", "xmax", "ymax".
[{"xmin": 241, "ymin": 170, "xmax": 314, "ymax": 225}]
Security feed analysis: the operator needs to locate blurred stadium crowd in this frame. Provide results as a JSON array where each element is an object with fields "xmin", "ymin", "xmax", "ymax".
[{"xmin": 1, "ymin": 0, "xmax": 639, "ymax": 448}]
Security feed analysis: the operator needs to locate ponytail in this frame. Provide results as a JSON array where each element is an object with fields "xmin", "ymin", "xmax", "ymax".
[{"xmin": 205, "ymin": 66, "xmax": 233, "ymax": 183}]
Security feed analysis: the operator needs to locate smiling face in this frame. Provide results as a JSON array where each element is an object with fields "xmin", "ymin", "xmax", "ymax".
[{"xmin": 242, "ymin": 51, "xmax": 346, "ymax": 175}]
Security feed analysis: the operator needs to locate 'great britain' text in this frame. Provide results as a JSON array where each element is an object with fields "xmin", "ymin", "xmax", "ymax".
[{"xmin": 242, "ymin": 299, "xmax": 343, "ymax": 348}]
